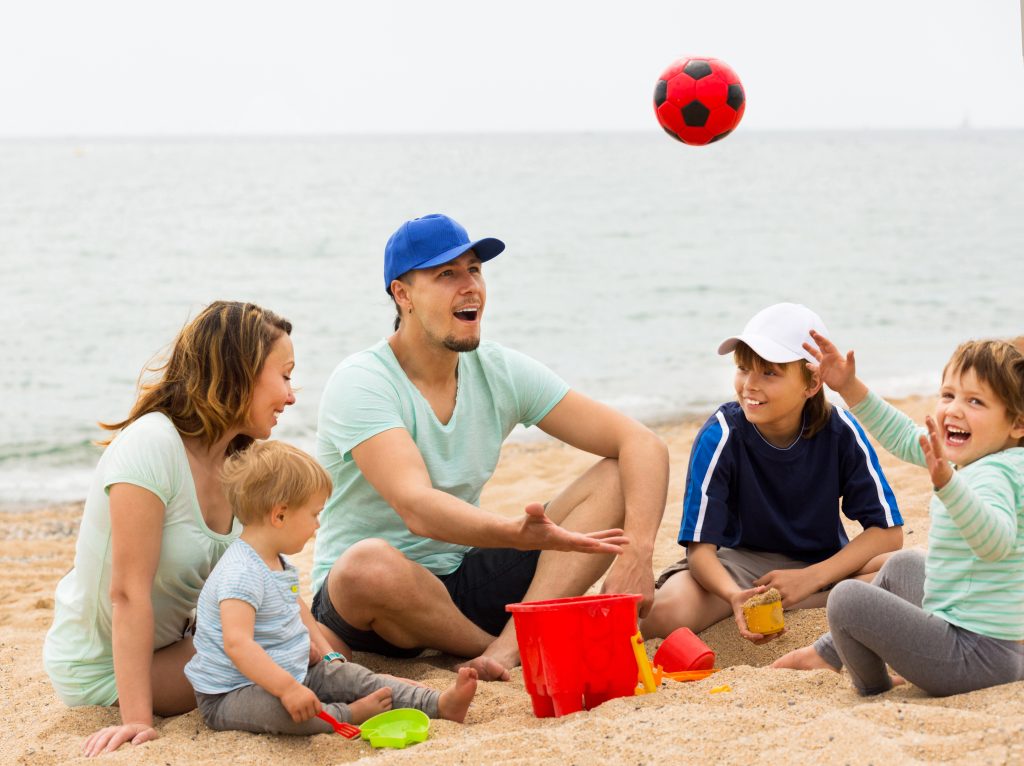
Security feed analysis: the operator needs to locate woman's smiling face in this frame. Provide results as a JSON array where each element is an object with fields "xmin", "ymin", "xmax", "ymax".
[{"xmin": 245, "ymin": 334, "xmax": 296, "ymax": 439}]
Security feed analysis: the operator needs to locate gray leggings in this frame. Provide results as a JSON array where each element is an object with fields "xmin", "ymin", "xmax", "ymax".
[
  {"xmin": 814, "ymin": 549, "xmax": 1024, "ymax": 697},
  {"xmin": 195, "ymin": 659, "xmax": 440, "ymax": 735}
]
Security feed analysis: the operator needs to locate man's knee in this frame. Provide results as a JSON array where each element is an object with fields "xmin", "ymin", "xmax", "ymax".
[{"xmin": 329, "ymin": 538, "xmax": 410, "ymax": 607}]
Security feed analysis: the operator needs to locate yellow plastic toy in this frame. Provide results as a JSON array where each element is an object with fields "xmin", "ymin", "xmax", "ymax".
[
  {"xmin": 742, "ymin": 588, "xmax": 785, "ymax": 634},
  {"xmin": 631, "ymin": 631, "xmax": 658, "ymax": 694},
  {"xmin": 743, "ymin": 601, "xmax": 784, "ymax": 635},
  {"xmin": 631, "ymin": 631, "xmax": 719, "ymax": 695}
]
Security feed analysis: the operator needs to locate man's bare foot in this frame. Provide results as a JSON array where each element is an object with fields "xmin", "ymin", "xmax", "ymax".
[
  {"xmin": 457, "ymin": 635, "xmax": 519, "ymax": 682},
  {"xmin": 437, "ymin": 667, "xmax": 478, "ymax": 723},
  {"xmin": 457, "ymin": 655, "xmax": 510, "ymax": 682},
  {"xmin": 771, "ymin": 645, "xmax": 839, "ymax": 672},
  {"xmin": 348, "ymin": 687, "xmax": 392, "ymax": 724}
]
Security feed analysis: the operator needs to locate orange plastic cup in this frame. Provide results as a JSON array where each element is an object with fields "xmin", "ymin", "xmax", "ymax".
[{"xmin": 652, "ymin": 627, "xmax": 715, "ymax": 672}]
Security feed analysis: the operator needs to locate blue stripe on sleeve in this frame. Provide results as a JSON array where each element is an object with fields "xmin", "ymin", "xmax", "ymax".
[
  {"xmin": 679, "ymin": 411, "xmax": 730, "ymax": 543},
  {"xmin": 836, "ymin": 408, "xmax": 902, "ymax": 526}
]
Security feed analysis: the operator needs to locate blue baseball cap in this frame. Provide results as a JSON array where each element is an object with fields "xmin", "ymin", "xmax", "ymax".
[{"xmin": 384, "ymin": 214, "xmax": 505, "ymax": 293}]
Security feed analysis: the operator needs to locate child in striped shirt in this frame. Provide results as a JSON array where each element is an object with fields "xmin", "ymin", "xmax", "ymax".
[
  {"xmin": 773, "ymin": 335, "xmax": 1024, "ymax": 696},
  {"xmin": 185, "ymin": 441, "xmax": 477, "ymax": 734}
]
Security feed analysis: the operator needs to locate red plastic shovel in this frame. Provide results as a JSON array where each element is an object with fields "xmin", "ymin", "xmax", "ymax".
[{"xmin": 317, "ymin": 710, "xmax": 361, "ymax": 739}]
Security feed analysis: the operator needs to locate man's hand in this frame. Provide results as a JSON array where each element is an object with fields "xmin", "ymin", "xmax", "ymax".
[
  {"xmin": 921, "ymin": 415, "xmax": 954, "ymax": 489},
  {"xmin": 515, "ymin": 502, "xmax": 628, "ymax": 554},
  {"xmin": 753, "ymin": 568, "xmax": 823, "ymax": 608},
  {"xmin": 280, "ymin": 682, "xmax": 322, "ymax": 723},
  {"xmin": 728, "ymin": 586, "xmax": 786, "ymax": 645},
  {"xmin": 600, "ymin": 552, "xmax": 656, "ymax": 617}
]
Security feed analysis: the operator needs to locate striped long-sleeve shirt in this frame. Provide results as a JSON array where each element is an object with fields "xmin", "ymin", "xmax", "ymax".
[{"xmin": 851, "ymin": 392, "xmax": 1024, "ymax": 640}]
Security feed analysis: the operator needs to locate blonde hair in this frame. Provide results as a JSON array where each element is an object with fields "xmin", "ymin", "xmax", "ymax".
[
  {"xmin": 733, "ymin": 342, "xmax": 831, "ymax": 439},
  {"xmin": 101, "ymin": 301, "xmax": 292, "ymax": 454},
  {"xmin": 221, "ymin": 441, "xmax": 332, "ymax": 525},
  {"xmin": 943, "ymin": 339, "xmax": 1024, "ymax": 446}
]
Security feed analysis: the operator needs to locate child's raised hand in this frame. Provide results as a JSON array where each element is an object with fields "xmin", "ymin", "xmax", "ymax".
[
  {"xmin": 921, "ymin": 415, "xmax": 954, "ymax": 490},
  {"xmin": 803, "ymin": 330, "xmax": 869, "ymax": 406},
  {"xmin": 803, "ymin": 330, "xmax": 855, "ymax": 390},
  {"xmin": 280, "ymin": 682, "xmax": 322, "ymax": 723}
]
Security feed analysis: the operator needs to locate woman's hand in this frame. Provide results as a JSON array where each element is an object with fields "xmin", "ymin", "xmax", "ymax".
[
  {"xmin": 83, "ymin": 723, "xmax": 159, "ymax": 757},
  {"xmin": 921, "ymin": 415, "xmax": 954, "ymax": 489}
]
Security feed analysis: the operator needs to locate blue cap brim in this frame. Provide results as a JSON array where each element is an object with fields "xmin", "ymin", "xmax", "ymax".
[{"xmin": 408, "ymin": 236, "xmax": 505, "ymax": 272}]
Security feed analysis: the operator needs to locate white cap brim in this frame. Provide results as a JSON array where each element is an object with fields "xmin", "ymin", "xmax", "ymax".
[{"xmin": 717, "ymin": 333, "xmax": 810, "ymax": 364}]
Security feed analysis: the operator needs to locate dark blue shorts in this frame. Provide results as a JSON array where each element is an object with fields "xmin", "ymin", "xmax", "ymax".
[{"xmin": 311, "ymin": 546, "xmax": 541, "ymax": 659}]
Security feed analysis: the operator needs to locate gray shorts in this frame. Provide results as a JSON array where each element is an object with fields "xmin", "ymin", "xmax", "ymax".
[{"xmin": 656, "ymin": 547, "xmax": 832, "ymax": 591}]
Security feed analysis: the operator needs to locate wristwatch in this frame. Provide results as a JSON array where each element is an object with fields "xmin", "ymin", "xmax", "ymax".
[{"xmin": 323, "ymin": 651, "xmax": 347, "ymax": 664}]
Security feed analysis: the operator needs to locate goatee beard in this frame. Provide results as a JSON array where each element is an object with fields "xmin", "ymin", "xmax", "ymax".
[{"xmin": 443, "ymin": 335, "xmax": 480, "ymax": 352}]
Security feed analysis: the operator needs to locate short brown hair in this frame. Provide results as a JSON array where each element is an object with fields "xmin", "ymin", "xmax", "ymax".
[
  {"xmin": 943, "ymin": 339, "xmax": 1024, "ymax": 445},
  {"xmin": 101, "ymin": 301, "xmax": 292, "ymax": 455},
  {"xmin": 221, "ymin": 441, "xmax": 333, "ymax": 525},
  {"xmin": 733, "ymin": 341, "xmax": 831, "ymax": 439}
]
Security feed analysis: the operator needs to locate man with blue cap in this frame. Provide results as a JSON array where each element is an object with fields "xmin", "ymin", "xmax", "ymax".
[{"xmin": 311, "ymin": 214, "xmax": 668, "ymax": 681}]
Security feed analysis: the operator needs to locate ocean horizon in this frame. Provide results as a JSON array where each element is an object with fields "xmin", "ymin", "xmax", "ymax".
[{"xmin": 3, "ymin": 129, "xmax": 1022, "ymax": 509}]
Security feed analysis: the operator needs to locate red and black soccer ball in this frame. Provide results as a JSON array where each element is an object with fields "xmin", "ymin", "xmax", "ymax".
[{"xmin": 654, "ymin": 57, "xmax": 745, "ymax": 146}]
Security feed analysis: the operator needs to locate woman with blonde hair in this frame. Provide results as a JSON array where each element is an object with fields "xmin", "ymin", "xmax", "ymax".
[{"xmin": 43, "ymin": 301, "xmax": 296, "ymax": 756}]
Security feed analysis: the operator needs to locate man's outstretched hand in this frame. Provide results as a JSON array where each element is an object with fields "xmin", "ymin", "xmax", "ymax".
[{"xmin": 515, "ymin": 502, "xmax": 628, "ymax": 554}]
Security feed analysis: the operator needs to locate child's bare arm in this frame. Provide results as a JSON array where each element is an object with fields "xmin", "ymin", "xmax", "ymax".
[
  {"xmin": 221, "ymin": 599, "xmax": 321, "ymax": 722},
  {"xmin": 758, "ymin": 525, "xmax": 903, "ymax": 604},
  {"xmin": 687, "ymin": 543, "xmax": 775, "ymax": 644}
]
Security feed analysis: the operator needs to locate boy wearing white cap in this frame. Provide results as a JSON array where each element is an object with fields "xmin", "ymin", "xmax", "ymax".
[{"xmin": 642, "ymin": 303, "xmax": 904, "ymax": 642}]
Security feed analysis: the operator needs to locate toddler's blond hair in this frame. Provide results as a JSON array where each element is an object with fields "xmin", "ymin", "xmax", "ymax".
[{"xmin": 221, "ymin": 441, "xmax": 332, "ymax": 525}]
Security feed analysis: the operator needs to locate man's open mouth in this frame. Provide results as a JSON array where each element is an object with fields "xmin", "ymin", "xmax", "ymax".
[{"xmin": 453, "ymin": 307, "xmax": 479, "ymax": 322}]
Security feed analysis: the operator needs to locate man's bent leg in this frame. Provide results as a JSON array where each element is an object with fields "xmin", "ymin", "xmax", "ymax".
[
  {"xmin": 324, "ymin": 538, "xmax": 497, "ymax": 661},
  {"xmin": 468, "ymin": 458, "xmax": 628, "ymax": 673}
]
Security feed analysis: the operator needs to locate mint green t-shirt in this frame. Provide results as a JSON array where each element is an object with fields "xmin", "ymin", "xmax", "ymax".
[
  {"xmin": 312, "ymin": 339, "xmax": 569, "ymax": 590},
  {"xmin": 851, "ymin": 392, "xmax": 1024, "ymax": 640},
  {"xmin": 43, "ymin": 412, "xmax": 240, "ymax": 706}
]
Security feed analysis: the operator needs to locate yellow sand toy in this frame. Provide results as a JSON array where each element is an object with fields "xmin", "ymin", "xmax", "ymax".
[{"xmin": 631, "ymin": 630, "xmax": 718, "ymax": 695}]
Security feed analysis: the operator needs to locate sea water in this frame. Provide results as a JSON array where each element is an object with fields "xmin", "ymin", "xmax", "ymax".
[{"xmin": 2, "ymin": 131, "xmax": 1022, "ymax": 508}]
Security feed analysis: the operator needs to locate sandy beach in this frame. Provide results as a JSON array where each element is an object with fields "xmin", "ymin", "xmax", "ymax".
[{"xmin": 2, "ymin": 396, "xmax": 1022, "ymax": 765}]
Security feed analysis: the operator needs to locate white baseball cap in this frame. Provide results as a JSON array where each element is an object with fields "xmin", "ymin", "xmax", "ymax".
[{"xmin": 717, "ymin": 303, "xmax": 829, "ymax": 364}]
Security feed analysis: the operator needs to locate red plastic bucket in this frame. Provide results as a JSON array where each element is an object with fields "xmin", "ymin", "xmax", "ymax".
[
  {"xmin": 652, "ymin": 627, "xmax": 715, "ymax": 672},
  {"xmin": 506, "ymin": 593, "xmax": 641, "ymax": 718}
]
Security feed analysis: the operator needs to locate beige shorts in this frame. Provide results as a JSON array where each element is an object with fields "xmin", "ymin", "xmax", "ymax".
[{"xmin": 656, "ymin": 547, "xmax": 834, "ymax": 592}]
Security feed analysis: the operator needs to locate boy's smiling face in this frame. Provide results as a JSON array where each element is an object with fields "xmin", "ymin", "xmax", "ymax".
[
  {"xmin": 734, "ymin": 358, "xmax": 815, "ymax": 446},
  {"xmin": 935, "ymin": 367, "xmax": 1024, "ymax": 468}
]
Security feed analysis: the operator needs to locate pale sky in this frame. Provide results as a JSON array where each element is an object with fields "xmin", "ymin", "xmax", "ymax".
[{"xmin": 2, "ymin": 1, "xmax": 1022, "ymax": 136}]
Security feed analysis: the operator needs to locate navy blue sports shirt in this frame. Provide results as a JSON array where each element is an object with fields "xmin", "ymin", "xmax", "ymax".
[{"xmin": 678, "ymin": 401, "xmax": 902, "ymax": 563}]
